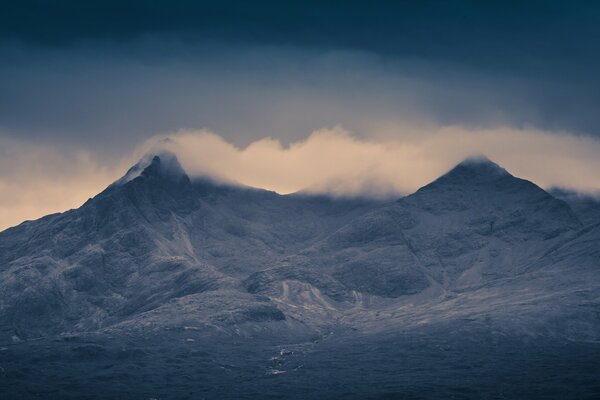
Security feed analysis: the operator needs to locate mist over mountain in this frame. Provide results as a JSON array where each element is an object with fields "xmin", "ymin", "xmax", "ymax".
[{"xmin": 1, "ymin": 153, "xmax": 599, "ymax": 399}]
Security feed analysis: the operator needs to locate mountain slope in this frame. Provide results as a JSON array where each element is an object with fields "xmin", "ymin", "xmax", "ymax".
[
  {"xmin": 0, "ymin": 155, "xmax": 599, "ymax": 344},
  {"xmin": 246, "ymin": 157, "xmax": 599, "ymax": 338},
  {"xmin": 249, "ymin": 157, "xmax": 582, "ymax": 293},
  {"xmin": 549, "ymin": 187, "xmax": 600, "ymax": 227},
  {"xmin": 2, "ymin": 153, "xmax": 600, "ymax": 399},
  {"xmin": 0, "ymin": 153, "xmax": 379, "ymax": 340}
]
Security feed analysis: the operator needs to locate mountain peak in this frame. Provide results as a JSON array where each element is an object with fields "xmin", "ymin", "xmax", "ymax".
[
  {"xmin": 429, "ymin": 156, "xmax": 510, "ymax": 188},
  {"xmin": 141, "ymin": 152, "xmax": 187, "ymax": 180},
  {"xmin": 409, "ymin": 156, "xmax": 514, "ymax": 198},
  {"xmin": 114, "ymin": 151, "xmax": 189, "ymax": 186},
  {"xmin": 450, "ymin": 155, "xmax": 509, "ymax": 178},
  {"xmin": 403, "ymin": 156, "xmax": 582, "ymax": 231}
]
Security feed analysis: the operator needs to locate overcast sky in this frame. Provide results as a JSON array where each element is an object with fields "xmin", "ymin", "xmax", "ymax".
[{"xmin": 1, "ymin": 1, "xmax": 600, "ymax": 230}]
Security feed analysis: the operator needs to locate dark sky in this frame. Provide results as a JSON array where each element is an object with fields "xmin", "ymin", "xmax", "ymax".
[{"xmin": 1, "ymin": 1, "xmax": 600, "ymax": 153}]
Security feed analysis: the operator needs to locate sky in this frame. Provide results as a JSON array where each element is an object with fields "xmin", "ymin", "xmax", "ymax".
[{"xmin": 1, "ymin": 1, "xmax": 600, "ymax": 230}]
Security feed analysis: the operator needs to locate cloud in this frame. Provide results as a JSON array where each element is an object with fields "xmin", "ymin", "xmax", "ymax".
[
  {"xmin": 2, "ymin": 125, "xmax": 600, "ymax": 232},
  {"xmin": 2, "ymin": 40, "xmax": 600, "ymax": 159},
  {"xmin": 2, "ymin": 3, "xmax": 600, "ymax": 232},
  {"xmin": 140, "ymin": 125, "xmax": 600, "ymax": 197}
]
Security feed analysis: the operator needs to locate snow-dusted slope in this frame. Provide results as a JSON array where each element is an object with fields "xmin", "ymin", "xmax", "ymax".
[
  {"xmin": 0, "ymin": 154, "xmax": 599, "ymax": 344},
  {"xmin": 0, "ymin": 154, "xmax": 378, "ymax": 340},
  {"xmin": 246, "ymin": 157, "xmax": 599, "ymax": 338},
  {"xmin": 2, "ymin": 153, "xmax": 600, "ymax": 399}
]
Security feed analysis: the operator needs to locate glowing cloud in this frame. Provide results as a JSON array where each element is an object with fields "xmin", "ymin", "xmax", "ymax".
[
  {"xmin": 2, "ymin": 125, "xmax": 600, "ymax": 231},
  {"xmin": 138, "ymin": 126, "xmax": 600, "ymax": 197}
]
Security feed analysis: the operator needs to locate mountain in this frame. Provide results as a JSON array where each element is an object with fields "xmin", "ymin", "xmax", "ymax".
[
  {"xmin": 245, "ymin": 157, "xmax": 598, "ymax": 336},
  {"xmin": 549, "ymin": 187, "xmax": 600, "ymax": 227},
  {"xmin": 0, "ymin": 152, "xmax": 379, "ymax": 341},
  {"xmin": 1, "ymin": 154, "xmax": 599, "ymax": 399}
]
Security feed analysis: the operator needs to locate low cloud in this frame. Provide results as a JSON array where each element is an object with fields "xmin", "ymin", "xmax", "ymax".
[
  {"xmin": 141, "ymin": 126, "xmax": 600, "ymax": 197},
  {"xmin": 2, "ymin": 126, "xmax": 600, "ymax": 231}
]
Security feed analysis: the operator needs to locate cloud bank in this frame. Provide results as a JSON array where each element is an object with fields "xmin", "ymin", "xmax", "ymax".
[
  {"xmin": 2, "ymin": 41, "xmax": 599, "ymax": 157},
  {"xmin": 141, "ymin": 127, "xmax": 600, "ymax": 196},
  {"xmin": 3, "ymin": 125, "xmax": 599, "ymax": 231}
]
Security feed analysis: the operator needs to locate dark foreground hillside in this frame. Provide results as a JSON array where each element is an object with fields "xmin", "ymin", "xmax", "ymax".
[{"xmin": 2, "ymin": 328, "xmax": 600, "ymax": 400}]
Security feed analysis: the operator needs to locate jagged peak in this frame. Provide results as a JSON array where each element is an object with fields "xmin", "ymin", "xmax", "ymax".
[
  {"xmin": 113, "ymin": 151, "xmax": 189, "ymax": 186},
  {"xmin": 141, "ymin": 152, "xmax": 186, "ymax": 179}
]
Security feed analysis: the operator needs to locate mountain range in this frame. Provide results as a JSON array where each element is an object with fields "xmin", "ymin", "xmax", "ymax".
[{"xmin": 1, "ymin": 153, "xmax": 599, "ymax": 399}]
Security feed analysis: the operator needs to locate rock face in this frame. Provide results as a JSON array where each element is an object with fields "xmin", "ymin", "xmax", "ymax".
[{"xmin": 0, "ymin": 154, "xmax": 599, "ymax": 344}]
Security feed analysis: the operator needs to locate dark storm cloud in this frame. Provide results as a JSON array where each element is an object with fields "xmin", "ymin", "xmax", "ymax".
[
  {"xmin": 3, "ymin": 1, "xmax": 600, "ymax": 73},
  {"xmin": 1, "ymin": 0, "xmax": 600, "ymax": 151},
  {"xmin": 0, "ymin": 44, "xmax": 543, "ymax": 152}
]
